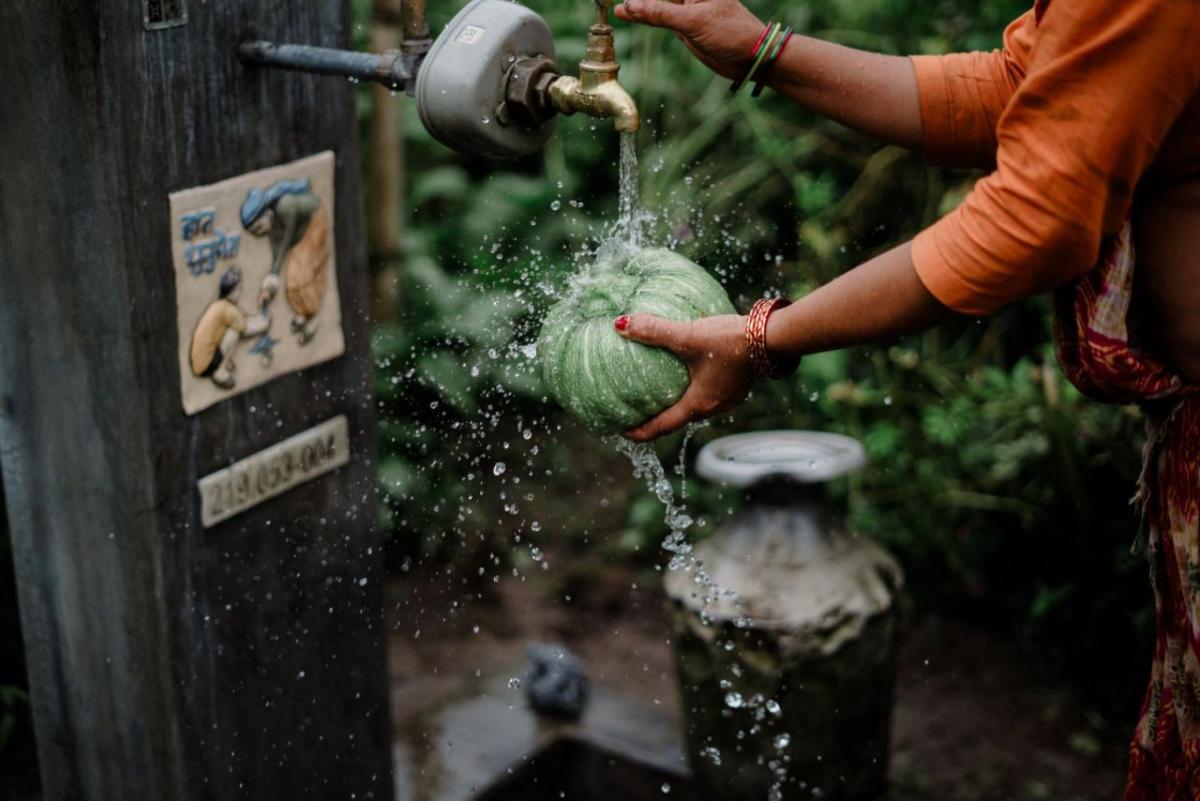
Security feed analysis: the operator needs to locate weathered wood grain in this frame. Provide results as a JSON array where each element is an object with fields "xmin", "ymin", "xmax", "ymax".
[{"xmin": 0, "ymin": 2, "xmax": 392, "ymax": 799}]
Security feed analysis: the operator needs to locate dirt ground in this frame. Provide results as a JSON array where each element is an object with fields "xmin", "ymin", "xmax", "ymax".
[{"xmin": 388, "ymin": 562, "xmax": 1131, "ymax": 801}]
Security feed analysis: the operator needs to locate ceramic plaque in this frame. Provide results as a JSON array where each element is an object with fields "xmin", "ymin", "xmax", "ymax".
[{"xmin": 170, "ymin": 151, "xmax": 344, "ymax": 415}]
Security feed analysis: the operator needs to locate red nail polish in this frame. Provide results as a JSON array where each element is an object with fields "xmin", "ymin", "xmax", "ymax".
[{"xmin": 614, "ymin": 315, "xmax": 630, "ymax": 332}]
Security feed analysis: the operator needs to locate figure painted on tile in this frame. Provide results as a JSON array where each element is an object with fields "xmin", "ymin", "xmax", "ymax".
[
  {"xmin": 240, "ymin": 178, "xmax": 331, "ymax": 346},
  {"xmin": 189, "ymin": 267, "xmax": 271, "ymax": 390}
]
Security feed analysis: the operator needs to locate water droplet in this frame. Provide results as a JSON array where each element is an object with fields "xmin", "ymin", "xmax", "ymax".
[
  {"xmin": 765, "ymin": 699, "xmax": 782, "ymax": 715},
  {"xmin": 774, "ymin": 734, "xmax": 791, "ymax": 750},
  {"xmin": 481, "ymin": 116, "xmax": 490, "ymax": 124},
  {"xmin": 550, "ymin": 200, "xmax": 562, "ymax": 211},
  {"xmin": 507, "ymin": 677, "xmax": 521, "ymax": 689},
  {"xmin": 661, "ymin": 783, "xmax": 671, "ymax": 794},
  {"xmin": 493, "ymin": 462, "xmax": 507, "ymax": 476},
  {"xmin": 725, "ymin": 692, "xmax": 744, "ymax": 709}
]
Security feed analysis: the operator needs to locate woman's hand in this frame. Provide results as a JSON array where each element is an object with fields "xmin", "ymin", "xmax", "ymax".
[
  {"xmin": 615, "ymin": 312, "xmax": 755, "ymax": 441},
  {"xmin": 614, "ymin": 0, "xmax": 764, "ymax": 81}
]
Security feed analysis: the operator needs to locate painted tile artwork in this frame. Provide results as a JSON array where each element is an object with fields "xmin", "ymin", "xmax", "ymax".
[{"xmin": 170, "ymin": 151, "xmax": 344, "ymax": 415}]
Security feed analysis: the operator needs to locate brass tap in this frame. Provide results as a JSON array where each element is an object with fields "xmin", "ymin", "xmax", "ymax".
[{"xmin": 545, "ymin": 0, "xmax": 640, "ymax": 132}]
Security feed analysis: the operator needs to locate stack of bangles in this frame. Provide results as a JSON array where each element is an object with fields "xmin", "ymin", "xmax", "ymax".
[
  {"xmin": 730, "ymin": 21, "xmax": 794, "ymax": 96},
  {"xmin": 745, "ymin": 297, "xmax": 798, "ymax": 379}
]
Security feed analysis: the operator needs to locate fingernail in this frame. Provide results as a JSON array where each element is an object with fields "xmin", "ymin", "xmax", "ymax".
[{"xmin": 614, "ymin": 315, "xmax": 630, "ymax": 332}]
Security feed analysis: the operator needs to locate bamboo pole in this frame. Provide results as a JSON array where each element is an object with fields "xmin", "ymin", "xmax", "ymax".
[{"xmin": 368, "ymin": 0, "xmax": 406, "ymax": 322}]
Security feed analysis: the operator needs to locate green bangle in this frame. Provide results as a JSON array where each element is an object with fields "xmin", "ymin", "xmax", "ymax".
[
  {"xmin": 751, "ymin": 26, "xmax": 792, "ymax": 97},
  {"xmin": 730, "ymin": 21, "xmax": 782, "ymax": 95}
]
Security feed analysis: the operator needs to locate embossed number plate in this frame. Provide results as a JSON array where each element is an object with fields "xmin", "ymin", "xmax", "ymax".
[{"xmin": 199, "ymin": 415, "xmax": 350, "ymax": 528}]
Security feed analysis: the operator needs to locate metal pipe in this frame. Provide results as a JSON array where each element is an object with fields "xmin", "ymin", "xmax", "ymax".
[
  {"xmin": 402, "ymin": 0, "xmax": 430, "ymax": 42},
  {"xmin": 399, "ymin": 0, "xmax": 432, "ymax": 92},
  {"xmin": 238, "ymin": 40, "xmax": 410, "ymax": 92}
]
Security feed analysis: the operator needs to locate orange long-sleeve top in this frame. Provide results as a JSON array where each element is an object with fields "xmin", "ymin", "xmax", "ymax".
[{"xmin": 909, "ymin": 0, "xmax": 1200, "ymax": 316}]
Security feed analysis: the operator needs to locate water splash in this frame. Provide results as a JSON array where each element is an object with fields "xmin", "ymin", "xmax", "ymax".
[
  {"xmin": 612, "ymin": 438, "xmax": 696, "ymax": 573},
  {"xmin": 613, "ymin": 426, "xmax": 797, "ymax": 797}
]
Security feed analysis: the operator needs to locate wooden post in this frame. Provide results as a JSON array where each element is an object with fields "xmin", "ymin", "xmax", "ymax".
[{"xmin": 0, "ymin": 3, "xmax": 393, "ymax": 800}]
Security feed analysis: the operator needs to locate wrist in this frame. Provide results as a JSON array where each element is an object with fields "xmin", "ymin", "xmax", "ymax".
[
  {"xmin": 735, "ymin": 17, "xmax": 768, "ymax": 72},
  {"xmin": 730, "ymin": 21, "xmax": 793, "ymax": 96}
]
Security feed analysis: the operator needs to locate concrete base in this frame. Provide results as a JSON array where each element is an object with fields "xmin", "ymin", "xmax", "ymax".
[{"xmin": 394, "ymin": 669, "xmax": 693, "ymax": 801}]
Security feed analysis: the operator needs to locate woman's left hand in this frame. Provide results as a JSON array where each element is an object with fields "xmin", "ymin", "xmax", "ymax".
[{"xmin": 615, "ymin": 313, "xmax": 755, "ymax": 441}]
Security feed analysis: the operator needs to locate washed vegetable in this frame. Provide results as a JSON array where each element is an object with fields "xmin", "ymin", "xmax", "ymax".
[{"xmin": 538, "ymin": 247, "xmax": 736, "ymax": 433}]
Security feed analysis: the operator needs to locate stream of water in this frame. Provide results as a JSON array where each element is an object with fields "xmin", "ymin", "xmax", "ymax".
[
  {"xmin": 609, "ymin": 135, "xmax": 792, "ymax": 799},
  {"xmin": 610, "ymin": 134, "xmax": 711, "ymax": 586},
  {"xmin": 617, "ymin": 131, "xmax": 644, "ymax": 248}
]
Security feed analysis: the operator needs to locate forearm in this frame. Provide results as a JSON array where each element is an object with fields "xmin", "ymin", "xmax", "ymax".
[
  {"xmin": 616, "ymin": 0, "xmax": 924, "ymax": 148},
  {"xmin": 763, "ymin": 38, "xmax": 923, "ymax": 151},
  {"xmin": 767, "ymin": 242, "xmax": 948, "ymax": 359}
]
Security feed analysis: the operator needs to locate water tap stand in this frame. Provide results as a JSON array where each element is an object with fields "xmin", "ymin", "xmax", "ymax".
[{"xmin": 239, "ymin": 0, "xmax": 638, "ymax": 158}]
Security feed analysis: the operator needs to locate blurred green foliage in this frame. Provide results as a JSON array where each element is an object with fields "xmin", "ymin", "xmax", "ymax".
[{"xmin": 369, "ymin": 0, "xmax": 1154, "ymax": 710}]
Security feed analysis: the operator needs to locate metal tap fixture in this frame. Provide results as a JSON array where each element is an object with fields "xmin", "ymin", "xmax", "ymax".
[
  {"xmin": 238, "ymin": 0, "xmax": 639, "ymax": 158},
  {"xmin": 542, "ymin": 0, "xmax": 640, "ymax": 133}
]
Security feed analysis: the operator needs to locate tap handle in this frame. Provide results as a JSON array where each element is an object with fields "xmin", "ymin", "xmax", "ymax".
[{"xmin": 591, "ymin": 0, "xmax": 613, "ymax": 26}]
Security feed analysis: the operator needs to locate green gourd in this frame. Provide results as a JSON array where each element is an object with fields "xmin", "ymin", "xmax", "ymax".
[{"xmin": 538, "ymin": 247, "xmax": 736, "ymax": 434}]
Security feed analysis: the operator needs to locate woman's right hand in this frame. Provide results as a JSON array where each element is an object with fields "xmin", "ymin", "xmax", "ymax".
[{"xmin": 614, "ymin": 0, "xmax": 765, "ymax": 81}]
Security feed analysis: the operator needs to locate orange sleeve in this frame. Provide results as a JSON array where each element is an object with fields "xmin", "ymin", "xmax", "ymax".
[
  {"xmin": 910, "ymin": 10, "xmax": 1036, "ymax": 169},
  {"xmin": 912, "ymin": 0, "xmax": 1200, "ymax": 316}
]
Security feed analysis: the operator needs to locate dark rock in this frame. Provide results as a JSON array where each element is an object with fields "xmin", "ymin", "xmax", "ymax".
[{"xmin": 525, "ymin": 642, "xmax": 589, "ymax": 719}]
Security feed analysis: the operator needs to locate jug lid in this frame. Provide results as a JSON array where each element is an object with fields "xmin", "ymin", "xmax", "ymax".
[{"xmin": 695, "ymin": 431, "xmax": 866, "ymax": 488}]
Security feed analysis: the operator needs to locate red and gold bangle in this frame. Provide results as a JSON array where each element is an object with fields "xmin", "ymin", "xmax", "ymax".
[
  {"xmin": 748, "ymin": 21, "xmax": 773, "ymax": 56},
  {"xmin": 745, "ymin": 297, "xmax": 795, "ymax": 379}
]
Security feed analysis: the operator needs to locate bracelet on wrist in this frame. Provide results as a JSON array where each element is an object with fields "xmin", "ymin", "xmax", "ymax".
[
  {"xmin": 730, "ymin": 21, "xmax": 792, "ymax": 96},
  {"xmin": 745, "ymin": 297, "xmax": 797, "ymax": 379},
  {"xmin": 751, "ymin": 28, "xmax": 793, "ymax": 97}
]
